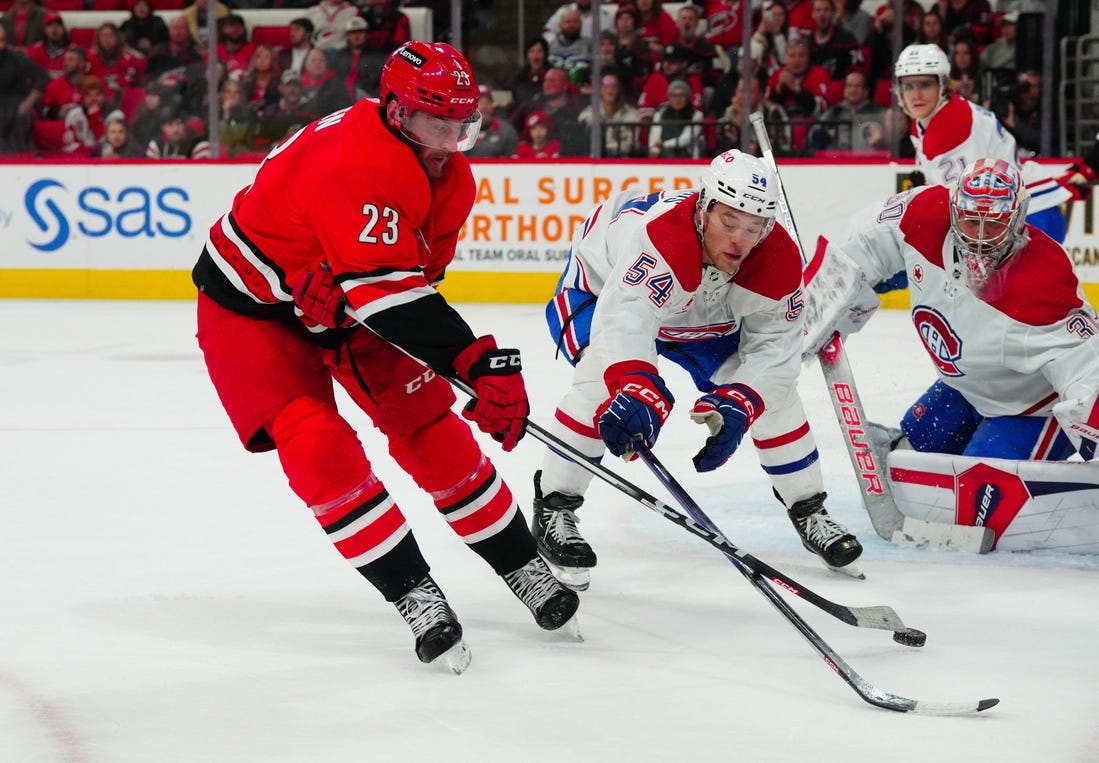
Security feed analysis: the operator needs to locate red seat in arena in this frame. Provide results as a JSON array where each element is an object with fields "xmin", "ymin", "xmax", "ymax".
[
  {"xmin": 148, "ymin": 0, "xmax": 185, "ymax": 9},
  {"xmin": 43, "ymin": 0, "xmax": 84, "ymax": 9},
  {"xmin": 873, "ymin": 79, "xmax": 894, "ymax": 108},
  {"xmin": 90, "ymin": 0, "xmax": 129, "ymax": 9},
  {"xmin": 120, "ymin": 86, "xmax": 146, "ymax": 121},
  {"xmin": 250, "ymin": 25, "xmax": 290, "ymax": 51},
  {"xmin": 69, "ymin": 27, "xmax": 96, "ymax": 50}
]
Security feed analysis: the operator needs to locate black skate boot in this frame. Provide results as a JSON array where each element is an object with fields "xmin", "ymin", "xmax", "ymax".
[
  {"xmin": 394, "ymin": 576, "xmax": 471, "ymax": 674},
  {"xmin": 532, "ymin": 470, "xmax": 596, "ymax": 591},
  {"xmin": 784, "ymin": 492, "xmax": 864, "ymax": 573},
  {"xmin": 502, "ymin": 556, "xmax": 581, "ymax": 633}
]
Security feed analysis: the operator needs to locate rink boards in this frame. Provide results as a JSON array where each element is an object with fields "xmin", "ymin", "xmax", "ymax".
[{"xmin": 0, "ymin": 158, "xmax": 1095, "ymax": 306}]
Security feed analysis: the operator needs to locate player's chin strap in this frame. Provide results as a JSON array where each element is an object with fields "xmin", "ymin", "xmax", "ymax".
[{"xmin": 748, "ymin": 111, "xmax": 994, "ymax": 554}]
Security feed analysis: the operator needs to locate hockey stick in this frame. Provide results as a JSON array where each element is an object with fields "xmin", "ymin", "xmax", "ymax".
[
  {"xmin": 339, "ymin": 305, "xmax": 907, "ymax": 632},
  {"xmin": 747, "ymin": 111, "xmax": 994, "ymax": 553},
  {"xmin": 634, "ymin": 442, "xmax": 998, "ymax": 716}
]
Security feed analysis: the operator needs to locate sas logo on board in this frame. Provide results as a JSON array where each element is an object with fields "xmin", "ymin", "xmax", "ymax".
[{"xmin": 24, "ymin": 179, "xmax": 192, "ymax": 252}]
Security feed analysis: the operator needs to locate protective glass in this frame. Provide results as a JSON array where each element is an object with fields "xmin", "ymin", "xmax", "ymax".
[{"xmin": 399, "ymin": 109, "xmax": 482, "ymax": 152}]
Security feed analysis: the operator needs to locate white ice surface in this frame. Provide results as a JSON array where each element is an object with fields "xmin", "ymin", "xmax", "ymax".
[{"xmin": 3, "ymin": 300, "xmax": 1099, "ymax": 763}]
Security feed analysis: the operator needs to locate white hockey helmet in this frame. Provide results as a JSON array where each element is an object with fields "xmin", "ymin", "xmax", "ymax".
[
  {"xmin": 698, "ymin": 149, "xmax": 779, "ymax": 220},
  {"xmin": 949, "ymin": 158, "xmax": 1030, "ymax": 292},
  {"xmin": 893, "ymin": 44, "xmax": 950, "ymax": 114}
]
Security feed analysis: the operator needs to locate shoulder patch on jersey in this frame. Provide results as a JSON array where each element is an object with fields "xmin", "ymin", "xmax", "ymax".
[
  {"xmin": 983, "ymin": 228, "xmax": 1084, "ymax": 325},
  {"xmin": 900, "ymin": 186, "xmax": 950, "ymax": 269},
  {"xmin": 922, "ymin": 95, "xmax": 973, "ymax": 160},
  {"xmin": 644, "ymin": 193, "xmax": 703, "ymax": 292},
  {"xmin": 734, "ymin": 223, "xmax": 804, "ymax": 300}
]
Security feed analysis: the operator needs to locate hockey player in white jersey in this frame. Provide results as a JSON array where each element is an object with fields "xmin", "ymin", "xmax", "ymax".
[
  {"xmin": 804, "ymin": 158, "xmax": 1099, "ymax": 466},
  {"xmin": 893, "ymin": 43, "xmax": 1072, "ymax": 243},
  {"xmin": 533, "ymin": 149, "xmax": 863, "ymax": 589}
]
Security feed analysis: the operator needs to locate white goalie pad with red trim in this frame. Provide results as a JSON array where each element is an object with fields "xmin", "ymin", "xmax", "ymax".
[{"xmin": 888, "ymin": 450, "xmax": 1099, "ymax": 553}]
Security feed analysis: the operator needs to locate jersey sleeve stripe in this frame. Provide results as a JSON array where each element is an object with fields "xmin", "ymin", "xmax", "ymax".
[{"xmin": 206, "ymin": 213, "xmax": 291, "ymax": 304}]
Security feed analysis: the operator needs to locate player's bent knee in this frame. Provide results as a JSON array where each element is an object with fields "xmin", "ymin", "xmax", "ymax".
[{"xmin": 269, "ymin": 395, "xmax": 372, "ymax": 507}]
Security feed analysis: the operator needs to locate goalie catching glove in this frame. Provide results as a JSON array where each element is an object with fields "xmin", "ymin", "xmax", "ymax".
[
  {"xmin": 690, "ymin": 384, "xmax": 763, "ymax": 472},
  {"xmin": 453, "ymin": 336, "xmax": 529, "ymax": 452},
  {"xmin": 291, "ymin": 262, "xmax": 354, "ymax": 330},
  {"xmin": 596, "ymin": 366, "xmax": 674, "ymax": 459}
]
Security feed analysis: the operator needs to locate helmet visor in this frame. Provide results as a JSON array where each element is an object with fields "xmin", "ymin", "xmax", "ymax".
[{"xmin": 400, "ymin": 109, "xmax": 482, "ymax": 152}]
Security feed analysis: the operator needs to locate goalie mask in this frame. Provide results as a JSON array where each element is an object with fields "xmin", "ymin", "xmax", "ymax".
[
  {"xmin": 950, "ymin": 158, "xmax": 1029, "ymax": 293},
  {"xmin": 696, "ymin": 149, "xmax": 779, "ymax": 242},
  {"xmin": 380, "ymin": 41, "xmax": 482, "ymax": 152}
]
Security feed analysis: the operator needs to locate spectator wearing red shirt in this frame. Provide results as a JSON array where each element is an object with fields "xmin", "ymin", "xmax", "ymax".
[
  {"xmin": 514, "ymin": 110, "xmax": 559, "ymax": 159},
  {"xmin": 361, "ymin": 0, "xmax": 410, "ymax": 55},
  {"xmin": 766, "ymin": 37, "xmax": 830, "ymax": 150},
  {"xmin": 88, "ymin": 22, "xmax": 145, "ymax": 102},
  {"xmin": 41, "ymin": 46, "xmax": 87, "ymax": 120},
  {"xmin": 671, "ymin": 3, "xmax": 717, "ymax": 86},
  {"xmin": 808, "ymin": 0, "xmax": 866, "ymax": 101},
  {"xmin": 636, "ymin": 0, "xmax": 676, "ymax": 64},
  {"xmin": 786, "ymin": 0, "xmax": 816, "ymax": 39},
  {"xmin": 637, "ymin": 42, "xmax": 703, "ymax": 120},
  {"xmin": 25, "ymin": 12, "xmax": 70, "ymax": 80},
  {"xmin": 217, "ymin": 14, "xmax": 256, "ymax": 83},
  {"xmin": 702, "ymin": 0, "xmax": 747, "ymax": 55}
]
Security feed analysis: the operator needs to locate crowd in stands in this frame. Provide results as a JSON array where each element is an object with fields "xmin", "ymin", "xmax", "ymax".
[{"xmin": 0, "ymin": 0, "xmax": 1051, "ymax": 160}]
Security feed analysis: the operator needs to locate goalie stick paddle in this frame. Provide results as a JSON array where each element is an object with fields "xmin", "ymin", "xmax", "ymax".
[
  {"xmin": 633, "ymin": 443, "xmax": 998, "ymax": 716},
  {"xmin": 747, "ymin": 111, "xmax": 994, "ymax": 554}
]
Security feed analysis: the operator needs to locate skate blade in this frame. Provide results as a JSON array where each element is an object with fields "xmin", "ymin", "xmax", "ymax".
[
  {"xmin": 824, "ymin": 559, "xmax": 865, "ymax": 580},
  {"xmin": 437, "ymin": 639, "xmax": 472, "ymax": 675},
  {"xmin": 559, "ymin": 615, "xmax": 583, "ymax": 642},
  {"xmin": 545, "ymin": 561, "xmax": 591, "ymax": 592}
]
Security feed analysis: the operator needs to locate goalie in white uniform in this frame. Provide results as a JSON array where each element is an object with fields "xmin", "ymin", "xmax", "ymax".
[
  {"xmin": 804, "ymin": 158, "xmax": 1099, "ymax": 465},
  {"xmin": 532, "ymin": 150, "xmax": 863, "ymax": 589}
]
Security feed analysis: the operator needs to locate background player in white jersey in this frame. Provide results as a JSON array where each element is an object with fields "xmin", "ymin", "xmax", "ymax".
[
  {"xmin": 893, "ymin": 43, "xmax": 1072, "ymax": 243},
  {"xmin": 804, "ymin": 158, "xmax": 1099, "ymax": 463},
  {"xmin": 533, "ymin": 150, "xmax": 864, "ymax": 590},
  {"xmin": 192, "ymin": 41, "xmax": 578, "ymax": 673}
]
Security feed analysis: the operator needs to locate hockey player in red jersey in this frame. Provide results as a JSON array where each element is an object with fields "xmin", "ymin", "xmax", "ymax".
[
  {"xmin": 192, "ymin": 41, "xmax": 579, "ymax": 673},
  {"xmin": 535, "ymin": 150, "xmax": 864, "ymax": 590}
]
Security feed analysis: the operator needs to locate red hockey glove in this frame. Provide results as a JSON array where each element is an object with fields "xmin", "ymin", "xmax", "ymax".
[
  {"xmin": 453, "ymin": 335, "xmax": 529, "ymax": 451},
  {"xmin": 292, "ymin": 262, "xmax": 354, "ymax": 330}
]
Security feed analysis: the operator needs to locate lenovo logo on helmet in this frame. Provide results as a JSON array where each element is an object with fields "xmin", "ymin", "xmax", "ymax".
[{"xmin": 399, "ymin": 48, "xmax": 425, "ymax": 67}]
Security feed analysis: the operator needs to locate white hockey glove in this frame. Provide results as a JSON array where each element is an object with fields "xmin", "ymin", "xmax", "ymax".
[
  {"xmin": 1053, "ymin": 390, "xmax": 1099, "ymax": 460},
  {"xmin": 801, "ymin": 246, "xmax": 880, "ymax": 362}
]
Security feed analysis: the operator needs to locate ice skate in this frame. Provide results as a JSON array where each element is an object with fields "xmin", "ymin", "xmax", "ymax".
[
  {"xmin": 785, "ymin": 492, "xmax": 865, "ymax": 579},
  {"xmin": 502, "ymin": 555, "xmax": 582, "ymax": 639},
  {"xmin": 531, "ymin": 470, "xmax": 596, "ymax": 591},
  {"xmin": 394, "ymin": 576, "xmax": 472, "ymax": 674}
]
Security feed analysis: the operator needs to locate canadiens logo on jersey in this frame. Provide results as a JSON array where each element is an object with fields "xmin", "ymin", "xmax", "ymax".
[
  {"xmin": 912, "ymin": 305, "xmax": 964, "ymax": 376},
  {"xmin": 658, "ymin": 322, "xmax": 738, "ymax": 341}
]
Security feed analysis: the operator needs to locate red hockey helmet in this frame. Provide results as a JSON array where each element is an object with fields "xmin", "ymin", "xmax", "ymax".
[{"xmin": 380, "ymin": 41, "xmax": 481, "ymax": 151}]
